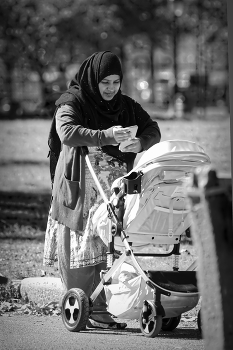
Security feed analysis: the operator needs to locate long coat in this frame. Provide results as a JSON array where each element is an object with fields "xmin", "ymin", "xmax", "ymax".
[{"xmin": 51, "ymin": 95, "xmax": 161, "ymax": 231}]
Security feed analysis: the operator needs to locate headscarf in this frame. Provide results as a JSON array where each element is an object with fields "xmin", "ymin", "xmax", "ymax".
[
  {"xmin": 48, "ymin": 51, "xmax": 134, "ymax": 183},
  {"xmin": 55, "ymin": 51, "xmax": 124, "ymax": 125}
]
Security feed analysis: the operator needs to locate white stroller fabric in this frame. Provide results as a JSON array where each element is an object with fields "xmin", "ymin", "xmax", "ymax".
[
  {"xmin": 104, "ymin": 260, "xmax": 199, "ymax": 319},
  {"xmin": 94, "ymin": 140, "xmax": 210, "ymax": 319},
  {"xmin": 104, "ymin": 261, "xmax": 153, "ymax": 319},
  {"xmin": 95, "ymin": 140, "xmax": 210, "ymax": 250}
]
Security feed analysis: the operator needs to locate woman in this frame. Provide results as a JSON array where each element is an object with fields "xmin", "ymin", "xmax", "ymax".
[{"xmin": 43, "ymin": 51, "xmax": 161, "ymax": 329}]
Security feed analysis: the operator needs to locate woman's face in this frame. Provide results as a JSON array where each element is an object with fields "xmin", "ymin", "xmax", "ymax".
[{"xmin": 98, "ymin": 75, "xmax": 121, "ymax": 101}]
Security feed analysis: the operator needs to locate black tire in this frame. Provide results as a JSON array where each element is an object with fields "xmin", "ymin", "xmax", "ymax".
[
  {"xmin": 61, "ymin": 288, "xmax": 89, "ymax": 332},
  {"xmin": 139, "ymin": 301, "xmax": 162, "ymax": 338},
  {"xmin": 162, "ymin": 315, "xmax": 181, "ymax": 331},
  {"xmin": 197, "ymin": 309, "xmax": 202, "ymax": 333}
]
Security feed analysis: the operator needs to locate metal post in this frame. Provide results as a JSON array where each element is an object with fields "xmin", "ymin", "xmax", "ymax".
[{"xmin": 187, "ymin": 166, "xmax": 232, "ymax": 350}]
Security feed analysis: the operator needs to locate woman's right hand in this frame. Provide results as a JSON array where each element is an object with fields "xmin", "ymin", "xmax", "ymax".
[{"xmin": 112, "ymin": 126, "xmax": 132, "ymax": 144}]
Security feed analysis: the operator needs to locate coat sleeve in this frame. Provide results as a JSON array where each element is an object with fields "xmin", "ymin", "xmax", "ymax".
[
  {"xmin": 55, "ymin": 104, "xmax": 116, "ymax": 147},
  {"xmin": 133, "ymin": 100, "xmax": 161, "ymax": 151}
]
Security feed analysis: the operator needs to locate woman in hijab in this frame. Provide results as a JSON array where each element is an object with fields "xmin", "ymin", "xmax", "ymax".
[{"xmin": 43, "ymin": 51, "xmax": 161, "ymax": 329}]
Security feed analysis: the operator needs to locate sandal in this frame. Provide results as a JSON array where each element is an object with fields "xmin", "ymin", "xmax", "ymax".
[{"xmin": 87, "ymin": 318, "xmax": 127, "ymax": 330}]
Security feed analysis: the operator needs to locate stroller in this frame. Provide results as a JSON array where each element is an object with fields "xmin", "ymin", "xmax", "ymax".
[{"xmin": 61, "ymin": 140, "xmax": 210, "ymax": 338}]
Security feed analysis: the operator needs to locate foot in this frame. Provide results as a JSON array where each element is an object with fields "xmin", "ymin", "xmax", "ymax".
[{"xmin": 86, "ymin": 318, "xmax": 127, "ymax": 330}]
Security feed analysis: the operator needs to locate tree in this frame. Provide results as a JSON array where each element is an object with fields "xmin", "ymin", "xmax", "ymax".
[
  {"xmin": 0, "ymin": 0, "xmax": 228, "ymax": 114},
  {"xmin": 101, "ymin": 0, "xmax": 171, "ymax": 101},
  {"xmin": 0, "ymin": 0, "xmax": 126, "ymax": 113}
]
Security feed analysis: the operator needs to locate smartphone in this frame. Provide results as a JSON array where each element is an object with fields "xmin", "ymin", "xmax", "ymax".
[{"xmin": 119, "ymin": 125, "xmax": 138, "ymax": 151}]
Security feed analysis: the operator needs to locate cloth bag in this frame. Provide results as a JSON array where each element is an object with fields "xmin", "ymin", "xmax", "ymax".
[{"xmin": 104, "ymin": 263, "xmax": 154, "ymax": 319}]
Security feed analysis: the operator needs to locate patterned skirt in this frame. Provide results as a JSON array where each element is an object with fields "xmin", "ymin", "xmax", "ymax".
[{"xmin": 43, "ymin": 147, "xmax": 127, "ymax": 269}]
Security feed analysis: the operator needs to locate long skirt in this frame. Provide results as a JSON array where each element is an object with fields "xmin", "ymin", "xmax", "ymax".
[{"xmin": 43, "ymin": 147, "xmax": 127, "ymax": 269}]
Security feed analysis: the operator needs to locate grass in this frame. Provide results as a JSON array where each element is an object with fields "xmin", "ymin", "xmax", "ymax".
[
  {"xmin": 0, "ymin": 239, "xmax": 50, "ymax": 280},
  {"xmin": 0, "ymin": 118, "xmax": 231, "ymax": 193},
  {"xmin": 0, "ymin": 119, "xmax": 51, "ymax": 193},
  {"xmin": 0, "ymin": 117, "xmax": 231, "ymax": 281}
]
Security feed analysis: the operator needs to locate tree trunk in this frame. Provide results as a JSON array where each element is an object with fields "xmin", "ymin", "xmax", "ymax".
[
  {"xmin": 149, "ymin": 43, "xmax": 155, "ymax": 104},
  {"xmin": 5, "ymin": 61, "xmax": 14, "ymax": 103}
]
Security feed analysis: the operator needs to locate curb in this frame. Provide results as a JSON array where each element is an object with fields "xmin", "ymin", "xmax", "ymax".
[{"xmin": 20, "ymin": 277, "xmax": 63, "ymax": 305}]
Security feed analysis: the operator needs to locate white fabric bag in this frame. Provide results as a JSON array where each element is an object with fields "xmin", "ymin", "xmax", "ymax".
[{"xmin": 105, "ymin": 263, "xmax": 154, "ymax": 319}]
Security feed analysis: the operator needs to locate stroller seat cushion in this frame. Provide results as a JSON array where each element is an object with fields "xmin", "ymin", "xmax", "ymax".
[{"xmin": 146, "ymin": 270, "xmax": 198, "ymax": 293}]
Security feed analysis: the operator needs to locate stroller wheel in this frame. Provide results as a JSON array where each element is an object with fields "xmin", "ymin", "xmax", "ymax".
[
  {"xmin": 161, "ymin": 315, "xmax": 181, "ymax": 331},
  {"xmin": 61, "ymin": 288, "xmax": 89, "ymax": 332},
  {"xmin": 139, "ymin": 300, "xmax": 162, "ymax": 338}
]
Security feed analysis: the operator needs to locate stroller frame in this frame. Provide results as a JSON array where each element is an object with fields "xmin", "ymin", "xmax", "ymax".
[{"xmin": 61, "ymin": 140, "xmax": 211, "ymax": 337}]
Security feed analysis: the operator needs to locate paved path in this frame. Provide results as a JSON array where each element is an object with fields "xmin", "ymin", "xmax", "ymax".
[{"xmin": 1, "ymin": 314, "xmax": 204, "ymax": 350}]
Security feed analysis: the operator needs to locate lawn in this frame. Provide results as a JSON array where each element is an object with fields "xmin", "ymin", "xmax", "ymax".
[
  {"xmin": 0, "ymin": 118, "xmax": 231, "ymax": 194},
  {"xmin": 0, "ymin": 117, "xmax": 231, "ymax": 281}
]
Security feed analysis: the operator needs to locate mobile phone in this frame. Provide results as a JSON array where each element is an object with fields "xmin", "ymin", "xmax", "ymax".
[{"xmin": 119, "ymin": 125, "xmax": 138, "ymax": 151}]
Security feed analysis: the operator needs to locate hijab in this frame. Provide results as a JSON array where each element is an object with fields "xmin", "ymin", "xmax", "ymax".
[
  {"xmin": 55, "ymin": 51, "xmax": 124, "ymax": 127},
  {"xmin": 48, "ymin": 51, "xmax": 135, "ymax": 183}
]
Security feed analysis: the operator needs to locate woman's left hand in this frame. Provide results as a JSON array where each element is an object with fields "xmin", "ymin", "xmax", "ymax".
[{"xmin": 120, "ymin": 138, "xmax": 142, "ymax": 153}]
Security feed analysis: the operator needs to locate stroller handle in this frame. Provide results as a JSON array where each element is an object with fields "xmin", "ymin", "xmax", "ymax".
[
  {"xmin": 83, "ymin": 147, "xmax": 124, "ymax": 237},
  {"xmin": 81, "ymin": 146, "xmax": 89, "ymax": 156}
]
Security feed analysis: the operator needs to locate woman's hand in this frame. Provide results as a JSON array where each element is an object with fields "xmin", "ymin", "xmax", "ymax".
[
  {"xmin": 113, "ymin": 126, "xmax": 132, "ymax": 144},
  {"xmin": 120, "ymin": 138, "xmax": 142, "ymax": 153}
]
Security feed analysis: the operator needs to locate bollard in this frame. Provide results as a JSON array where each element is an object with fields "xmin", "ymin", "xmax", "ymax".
[{"xmin": 187, "ymin": 166, "xmax": 233, "ymax": 350}]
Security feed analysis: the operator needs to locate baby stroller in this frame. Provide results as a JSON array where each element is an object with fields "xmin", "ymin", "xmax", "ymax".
[{"xmin": 61, "ymin": 140, "xmax": 210, "ymax": 337}]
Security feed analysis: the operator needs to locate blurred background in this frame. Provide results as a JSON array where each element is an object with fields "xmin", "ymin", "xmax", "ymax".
[
  {"xmin": 0, "ymin": 0, "xmax": 229, "ymax": 120},
  {"xmin": 0, "ymin": 0, "xmax": 231, "ymax": 236}
]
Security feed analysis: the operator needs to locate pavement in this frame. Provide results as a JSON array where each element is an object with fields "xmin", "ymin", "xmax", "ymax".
[
  {"xmin": 2, "ymin": 276, "xmax": 204, "ymax": 350},
  {"xmin": 2, "ymin": 276, "xmax": 203, "ymax": 350},
  {"xmin": 1, "ymin": 314, "xmax": 204, "ymax": 350}
]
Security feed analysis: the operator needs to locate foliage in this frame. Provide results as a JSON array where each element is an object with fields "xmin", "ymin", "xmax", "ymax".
[
  {"xmin": 104, "ymin": 0, "xmax": 170, "ymax": 46},
  {"xmin": 0, "ymin": 0, "xmax": 228, "ymax": 75},
  {"xmin": 0, "ymin": 0, "xmax": 120, "ymax": 74},
  {"xmin": 0, "ymin": 282, "xmax": 21, "ymax": 302},
  {"xmin": 0, "ymin": 0, "xmax": 229, "ymax": 114},
  {"xmin": 0, "ymin": 298, "xmax": 61, "ymax": 316},
  {"xmin": 1, "ymin": 0, "xmax": 59, "ymax": 73}
]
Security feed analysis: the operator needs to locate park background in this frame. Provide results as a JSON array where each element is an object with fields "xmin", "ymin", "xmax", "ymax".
[{"xmin": 0, "ymin": 0, "xmax": 231, "ymax": 280}]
